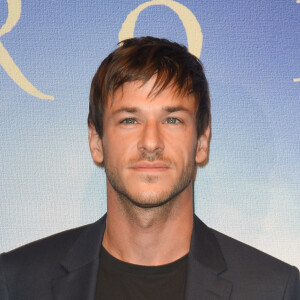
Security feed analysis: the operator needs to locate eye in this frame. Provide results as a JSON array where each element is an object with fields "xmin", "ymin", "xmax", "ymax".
[
  {"xmin": 120, "ymin": 118, "xmax": 137, "ymax": 124},
  {"xmin": 165, "ymin": 117, "xmax": 181, "ymax": 124}
]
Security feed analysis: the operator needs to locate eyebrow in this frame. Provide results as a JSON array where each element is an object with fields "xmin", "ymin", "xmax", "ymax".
[
  {"xmin": 163, "ymin": 106, "xmax": 190, "ymax": 113},
  {"xmin": 112, "ymin": 105, "xmax": 190, "ymax": 115},
  {"xmin": 112, "ymin": 107, "xmax": 138, "ymax": 114}
]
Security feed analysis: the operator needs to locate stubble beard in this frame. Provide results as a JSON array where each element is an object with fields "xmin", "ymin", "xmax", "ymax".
[{"xmin": 103, "ymin": 150, "xmax": 196, "ymax": 212}]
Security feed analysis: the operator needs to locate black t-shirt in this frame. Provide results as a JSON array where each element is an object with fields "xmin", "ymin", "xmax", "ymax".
[{"xmin": 95, "ymin": 246, "xmax": 188, "ymax": 300}]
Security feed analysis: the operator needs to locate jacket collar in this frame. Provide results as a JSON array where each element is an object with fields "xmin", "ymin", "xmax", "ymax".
[
  {"xmin": 52, "ymin": 215, "xmax": 106, "ymax": 300},
  {"xmin": 59, "ymin": 215, "xmax": 106, "ymax": 272},
  {"xmin": 184, "ymin": 216, "xmax": 232, "ymax": 299},
  {"xmin": 52, "ymin": 214, "xmax": 232, "ymax": 299}
]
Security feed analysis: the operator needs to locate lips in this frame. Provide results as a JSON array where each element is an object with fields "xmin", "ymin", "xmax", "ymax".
[{"xmin": 130, "ymin": 161, "xmax": 170, "ymax": 172}]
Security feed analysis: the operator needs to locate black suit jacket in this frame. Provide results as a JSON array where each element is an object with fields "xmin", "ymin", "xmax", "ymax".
[{"xmin": 0, "ymin": 214, "xmax": 299, "ymax": 299}]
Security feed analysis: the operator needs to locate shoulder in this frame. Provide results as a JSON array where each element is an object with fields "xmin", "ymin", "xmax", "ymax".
[
  {"xmin": 212, "ymin": 228, "xmax": 296, "ymax": 273},
  {"xmin": 0, "ymin": 216, "xmax": 106, "ymax": 299},
  {"xmin": 211, "ymin": 228, "xmax": 300, "ymax": 298},
  {"xmin": 0, "ymin": 214, "xmax": 106, "ymax": 274},
  {"xmin": 0, "ymin": 224, "xmax": 87, "ymax": 298},
  {"xmin": 1, "ymin": 223, "xmax": 87, "ymax": 265},
  {"xmin": 0, "ymin": 224, "xmax": 89, "ymax": 282}
]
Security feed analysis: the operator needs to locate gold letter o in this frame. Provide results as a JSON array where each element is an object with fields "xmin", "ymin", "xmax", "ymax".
[{"xmin": 119, "ymin": 0, "xmax": 203, "ymax": 58}]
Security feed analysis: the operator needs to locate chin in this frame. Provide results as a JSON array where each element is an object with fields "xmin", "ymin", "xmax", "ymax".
[{"xmin": 126, "ymin": 190, "xmax": 174, "ymax": 209}]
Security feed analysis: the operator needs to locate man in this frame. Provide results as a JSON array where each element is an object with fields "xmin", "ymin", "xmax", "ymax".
[{"xmin": 0, "ymin": 37, "xmax": 299, "ymax": 299}]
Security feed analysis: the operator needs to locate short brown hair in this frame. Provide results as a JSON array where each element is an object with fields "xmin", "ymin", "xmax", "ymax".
[{"xmin": 88, "ymin": 36, "xmax": 210, "ymax": 137}]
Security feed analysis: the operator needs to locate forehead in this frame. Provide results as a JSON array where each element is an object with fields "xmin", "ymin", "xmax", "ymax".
[{"xmin": 106, "ymin": 78, "xmax": 196, "ymax": 112}]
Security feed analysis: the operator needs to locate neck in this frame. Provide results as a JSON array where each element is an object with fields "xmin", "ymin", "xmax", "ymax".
[{"xmin": 102, "ymin": 183, "xmax": 194, "ymax": 266}]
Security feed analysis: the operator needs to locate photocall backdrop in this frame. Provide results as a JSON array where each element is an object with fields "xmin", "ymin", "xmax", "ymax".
[{"xmin": 0, "ymin": 0, "xmax": 299, "ymax": 268}]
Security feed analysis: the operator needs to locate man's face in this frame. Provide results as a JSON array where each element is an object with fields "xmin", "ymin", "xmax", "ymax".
[{"xmin": 89, "ymin": 77, "xmax": 209, "ymax": 208}]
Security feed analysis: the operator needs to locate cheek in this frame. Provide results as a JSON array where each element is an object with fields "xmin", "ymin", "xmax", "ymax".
[
  {"xmin": 166, "ymin": 130, "xmax": 197, "ymax": 156},
  {"xmin": 102, "ymin": 134, "xmax": 116, "ymax": 163},
  {"xmin": 167, "ymin": 143, "xmax": 196, "ymax": 170},
  {"xmin": 102, "ymin": 132, "xmax": 134, "ymax": 164}
]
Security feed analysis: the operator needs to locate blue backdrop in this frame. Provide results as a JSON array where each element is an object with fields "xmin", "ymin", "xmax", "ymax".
[{"xmin": 0, "ymin": 0, "xmax": 299, "ymax": 268}]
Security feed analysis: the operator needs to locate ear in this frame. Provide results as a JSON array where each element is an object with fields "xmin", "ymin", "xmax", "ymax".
[
  {"xmin": 88, "ymin": 125, "xmax": 104, "ymax": 165},
  {"xmin": 195, "ymin": 126, "xmax": 210, "ymax": 164}
]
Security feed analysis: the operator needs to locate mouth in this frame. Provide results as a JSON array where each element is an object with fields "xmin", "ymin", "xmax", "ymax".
[{"xmin": 130, "ymin": 161, "xmax": 170, "ymax": 172}]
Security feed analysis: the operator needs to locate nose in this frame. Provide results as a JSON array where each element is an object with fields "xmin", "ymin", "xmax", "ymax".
[{"xmin": 137, "ymin": 120, "xmax": 164, "ymax": 155}]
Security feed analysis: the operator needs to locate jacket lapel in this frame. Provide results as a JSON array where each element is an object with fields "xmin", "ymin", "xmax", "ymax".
[
  {"xmin": 51, "ymin": 214, "xmax": 232, "ymax": 299},
  {"xmin": 185, "ymin": 216, "xmax": 232, "ymax": 300},
  {"xmin": 52, "ymin": 215, "xmax": 106, "ymax": 300}
]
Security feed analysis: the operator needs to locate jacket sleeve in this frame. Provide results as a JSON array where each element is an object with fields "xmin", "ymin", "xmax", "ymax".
[
  {"xmin": 0, "ymin": 254, "xmax": 9, "ymax": 300},
  {"xmin": 283, "ymin": 266, "xmax": 300, "ymax": 300}
]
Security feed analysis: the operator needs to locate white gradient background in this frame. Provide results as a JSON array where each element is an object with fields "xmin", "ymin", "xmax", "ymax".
[{"xmin": 0, "ymin": 0, "xmax": 299, "ymax": 268}]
